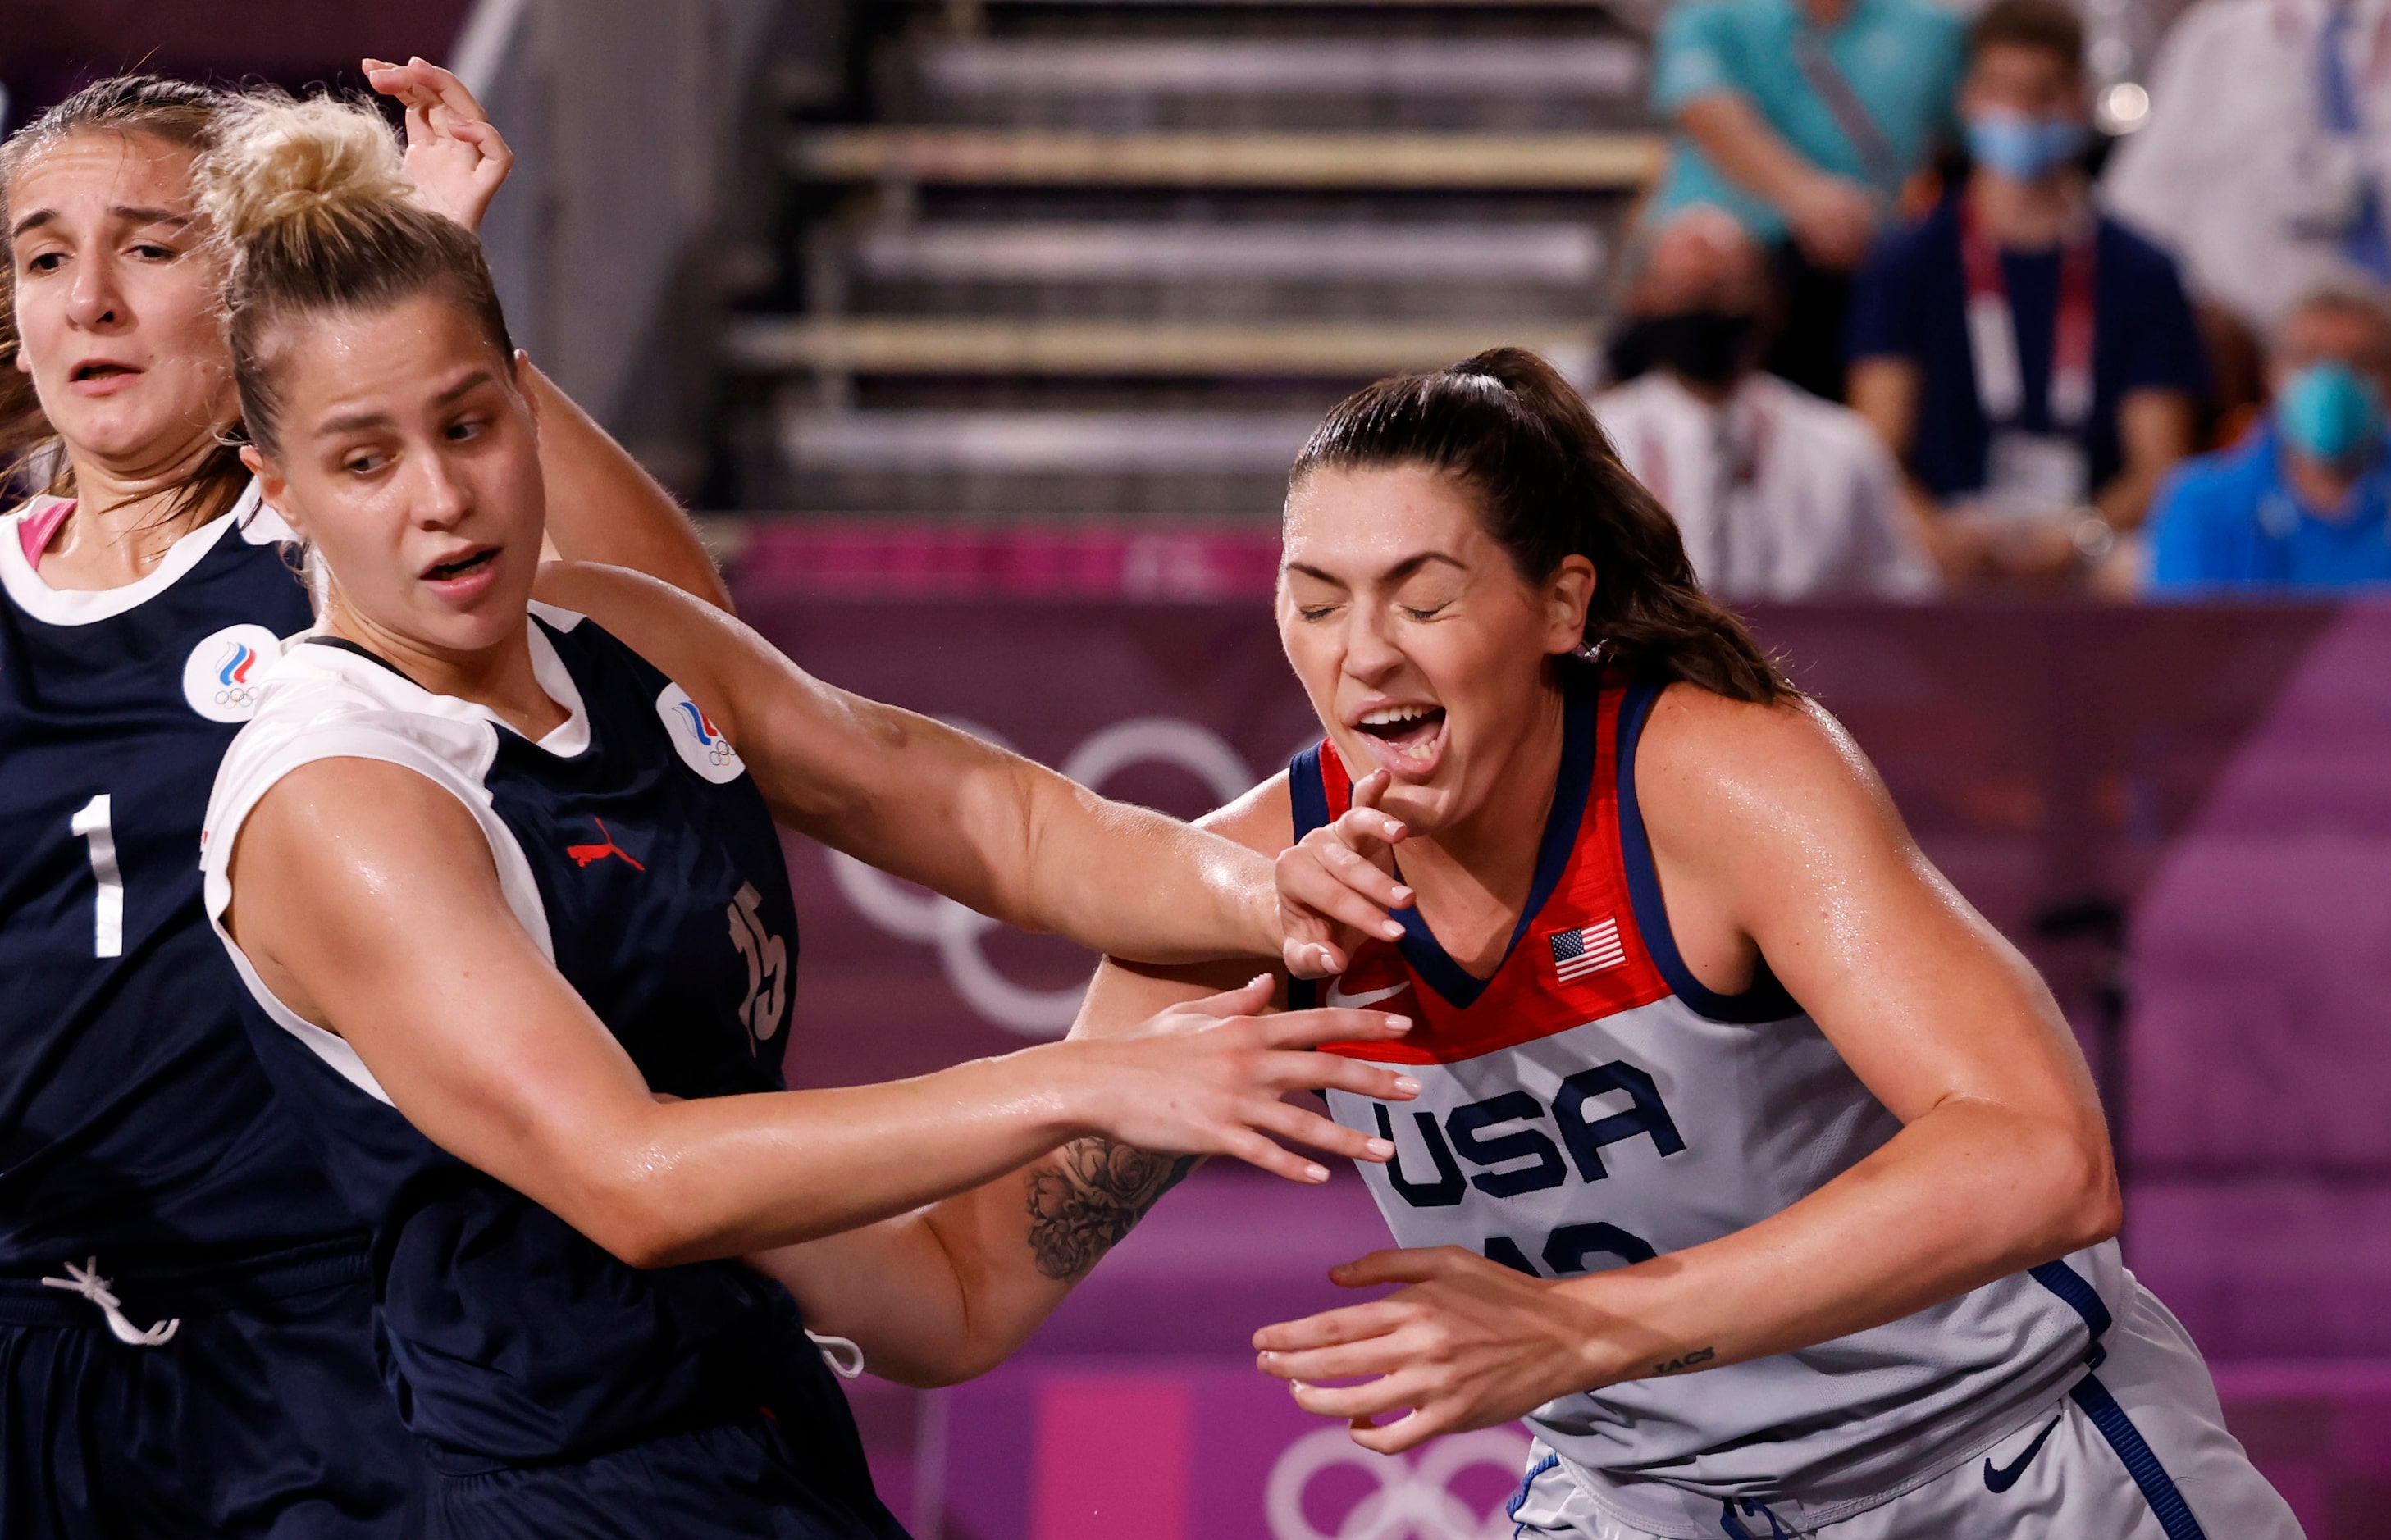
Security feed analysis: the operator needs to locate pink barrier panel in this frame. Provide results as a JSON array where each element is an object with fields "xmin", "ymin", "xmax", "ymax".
[{"xmin": 921, "ymin": 1358, "xmax": 2391, "ymax": 1540}]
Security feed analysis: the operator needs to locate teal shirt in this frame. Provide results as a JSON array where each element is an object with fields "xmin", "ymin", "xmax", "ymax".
[{"xmin": 1651, "ymin": 0, "xmax": 1965, "ymax": 240}]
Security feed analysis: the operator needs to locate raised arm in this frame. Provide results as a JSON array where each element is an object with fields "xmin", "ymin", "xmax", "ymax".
[
  {"xmin": 221, "ymin": 758, "xmax": 1417, "ymax": 1271},
  {"xmin": 536, "ymin": 560, "xmax": 1283, "ymax": 964},
  {"xmin": 367, "ymin": 56, "xmax": 732, "ymax": 609},
  {"xmin": 1252, "ymin": 687, "xmax": 2120, "ymax": 1451}
]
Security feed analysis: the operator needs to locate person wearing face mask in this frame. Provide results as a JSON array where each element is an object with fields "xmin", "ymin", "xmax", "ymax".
[
  {"xmin": 1595, "ymin": 207, "xmax": 1937, "ymax": 602},
  {"xmin": 2105, "ymin": 0, "xmax": 2391, "ymax": 418},
  {"xmin": 2147, "ymin": 284, "xmax": 2391, "ymax": 591},
  {"xmin": 1846, "ymin": 0, "xmax": 2210, "ymax": 590}
]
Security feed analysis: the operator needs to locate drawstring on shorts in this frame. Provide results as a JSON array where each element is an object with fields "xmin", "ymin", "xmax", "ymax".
[
  {"xmin": 40, "ymin": 1258, "xmax": 180, "ymax": 1346},
  {"xmin": 1720, "ymin": 1497, "xmax": 1798, "ymax": 1540},
  {"xmin": 805, "ymin": 1328, "xmax": 865, "ymax": 1379}
]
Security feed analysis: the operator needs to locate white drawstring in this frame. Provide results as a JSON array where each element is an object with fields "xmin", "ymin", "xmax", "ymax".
[
  {"xmin": 805, "ymin": 1329, "xmax": 865, "ymax": 1379},
  {"xmin": 41, "ymin": 1258, "xmax": 180, "ymax": 1346}
]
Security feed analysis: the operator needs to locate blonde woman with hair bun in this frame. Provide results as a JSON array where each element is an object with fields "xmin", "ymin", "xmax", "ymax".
[
  {"xmin": 191, "ymin": 93, "xmax": 1416, "ymax": 1536},
  {"xmin": 0, "ymin": 62, "xmax": 729, "ymax": 1538}
]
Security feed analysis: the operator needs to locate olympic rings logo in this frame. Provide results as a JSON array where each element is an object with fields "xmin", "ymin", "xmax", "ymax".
[
  {"xmin": 1265, "ymin": 1426, "xmax": 1536, "ymax": 1540},
  {"xmin": 822, "ymin": 717, "xmax": 1257, "ymax": 1037}
]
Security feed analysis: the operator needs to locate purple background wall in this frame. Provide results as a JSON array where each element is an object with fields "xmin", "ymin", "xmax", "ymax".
[{"xmin": 737, "ymin": 581, "xmax": 2391, "ymax": 1538}]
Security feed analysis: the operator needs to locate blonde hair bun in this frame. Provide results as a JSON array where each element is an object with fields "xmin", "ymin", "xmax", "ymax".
[{"xmin": 198, "ymin": 93, "xmax": 409, "ymax": 251}]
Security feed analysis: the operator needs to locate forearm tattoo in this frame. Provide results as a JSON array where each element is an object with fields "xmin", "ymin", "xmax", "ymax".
[{"xmin": 1024, "ymin": 1140, "xmax": 1198, "ymax": 1281}]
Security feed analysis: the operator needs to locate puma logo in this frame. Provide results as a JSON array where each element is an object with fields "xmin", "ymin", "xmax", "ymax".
[{"xmin": 567, "ymin": 817, "xmax": 646, "ymax": 871}]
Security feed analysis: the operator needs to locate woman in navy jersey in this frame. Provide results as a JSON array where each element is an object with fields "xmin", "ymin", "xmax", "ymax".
[
  {"xmin": 189, "ymin": 95, "xmax": 1414, "ymax": 1537},
  {"xmin": 1079, "ymin": 351, "xmax": 2299, "ymax": 1538},
  {"xmin": 0, "ymin": 66, "xmax": 737, "ymax": 1538}
]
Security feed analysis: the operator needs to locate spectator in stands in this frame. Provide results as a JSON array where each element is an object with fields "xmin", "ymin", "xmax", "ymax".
[
  {"xmin": 1595, "ymin": 207, "xmax": 1938, "ymax": 603},
  {"xmin": 2147, "ymin": 285, "xmax": 2391, "ymax": 593},
  {"xmin": 1846, "ymin": 0, "xmax": 2207, "ymax": 589},
  {"xmin": 2104, "ymin": 0, "xmax": 2391, "ymax": 419},
  {"xmin": 1648, "ymin": 0, "xmax": 1966, "ymax": 402}
]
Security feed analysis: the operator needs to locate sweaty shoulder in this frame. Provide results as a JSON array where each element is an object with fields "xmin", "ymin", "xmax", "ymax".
[
  {"xmin": 1199, "ymin": 771, "xmax": 1297, "ymax": 859},
  {"xmin": 1633, "ymin": 682, "xmax": 1906, "ymax": 869}
]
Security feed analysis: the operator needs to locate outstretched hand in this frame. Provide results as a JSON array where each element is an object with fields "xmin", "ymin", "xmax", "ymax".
[
  {"xmin": 364, "ymin": 56, "xmax": 513, "ymax": 233},
  {"xmin": 1279, "ymin": 768, "xmax": 1415, "ymax": 979},
  {"xmin": 1073, "ymin": 975, "xmax": 1419, "ymax": 1184},
  {"xmin": 1253, "ymin": 1246, "xmax": 1635, "ymax": 1454}
]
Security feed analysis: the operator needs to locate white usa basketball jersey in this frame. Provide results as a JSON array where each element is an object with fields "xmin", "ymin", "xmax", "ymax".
[{"xmin": 1293, "ymin": 672, "xmax": 2135, "ymax": 1536}]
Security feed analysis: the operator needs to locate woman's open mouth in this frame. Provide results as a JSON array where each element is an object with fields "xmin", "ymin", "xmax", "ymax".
[
  {"xmin": 66, "ymin": 361, "xmax": 143, "ymax": 396},
  {"xmin": 1353, "ymin": 704, "xmax": 1448, "ymax": 776},
  {"xmin": 422, "ymin": 547, "xmax": 498, "ymax": 583}
]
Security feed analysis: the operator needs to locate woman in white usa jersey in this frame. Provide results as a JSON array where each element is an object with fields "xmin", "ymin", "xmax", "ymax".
[{"xmin": 1079, "ymin": 349, "xmax": 2300, "ymax": 1538}]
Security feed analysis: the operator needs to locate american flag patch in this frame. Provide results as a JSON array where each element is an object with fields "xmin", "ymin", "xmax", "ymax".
[{"xmin": 1549, "ymin": 918, "xmax": 1626, "ymax": 982}]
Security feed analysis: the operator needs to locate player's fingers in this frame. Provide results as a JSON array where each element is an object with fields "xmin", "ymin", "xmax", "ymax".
[
  {"xmin": 1252, "ymin": 1299, "xmax": 1409, "ymax": 1353},
  {"xmin": 1349, "ymin": 768, "xmax": 1393, "ymax": 813},
  {"xmin": 455, "ymin": 118, "xmax": 514, "ymax": 170},
  {"xmin": 1246, "ymin": 1098, "xmax": 1394, "ymax": 1164},
  {"xmin": 1286, "ymin": 1370, "xmax": 1425, "ymax": 1422},
  {"xmin": 1326, "ymin": 1246, "xmax": 1463, "ymax": 1288},
  {"xmin": 1348, "ymin": 1407, "xmax": 1446, "ymax": 1456},
  {"xmin": 1180, "ymin": 974, "xmax": 1277, "ymax": 1021},
  {"xmin": 410, "ymin": 56, "xmax": 491, "ymax": 123},
  {"xmin": 1257, "ymin": 1330, "xmax": 1426, "ymax": 1384},
  {"xmin": 1329, "ymin": 804, "xmax": 1409, "ymax": 865},
  {"xmin": 1257, "ymin": 1006, "xmax": 1408, "ymax": 1050},
  {"xmin": 1279, "ymin": 847, "xmax": 1405, "ymax": 941},
  {"xmin": 1282, "ymin": 938, "xmax": 1348, "ymax": 979},
  {"xmin": 1315, "ymin": 836, "xmax": 1412, "ymax": 910},
  {"xmin": 1217, "ymin": 1128, "xmax": 1330, "ymax": 1186},
  {"xmin": 1284, "ymin": 1053, "xmax": 1421, "ymax": 1103}
]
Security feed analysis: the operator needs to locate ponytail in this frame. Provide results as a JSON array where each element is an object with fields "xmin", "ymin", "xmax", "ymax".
[{"xmin": 1289, "ymin": 347, "xmax": 1796, "ymax": 705}]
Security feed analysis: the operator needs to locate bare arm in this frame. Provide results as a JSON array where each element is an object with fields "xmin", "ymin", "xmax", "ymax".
[
  {"xmin": 1254, "ymin": 689, "xmax": 2120, "ymax": 1451},
  {"xmin": 748, "ymin": 782, "xmax": 1338, "ymax": 1385},
  {"xmin": 2095, "ymin": 387, "xmax": 2197, "ymax": 531},
  {"xmin": 1677, "ymin": 93, "xmax": 1878, "ymax": 270},
  {"xmin": 534, "ymin": 561, "xmax": 1285, "ymax": 964},
  {"xmin": 221, "ymin": 759, "xmax": 1416, "ymax": 1272}
]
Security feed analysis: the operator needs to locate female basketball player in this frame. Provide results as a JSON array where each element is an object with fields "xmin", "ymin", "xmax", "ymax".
[
  {"xmin": 1, "ymin": 65, "xmax": 746, "ymax": 1536},
  {"xmin": 188, "ymin": 95, "xmax": 1415, "ymax": 1535},
  {"xmin": 1082, "ymin": 352, "xmax": 2301, "ymax": 1538}
]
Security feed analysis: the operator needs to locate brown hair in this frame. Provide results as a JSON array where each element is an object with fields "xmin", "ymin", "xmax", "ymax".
[
  {"xmin": 1969, "ymin": 0, "xmax": 2086, "ymax": 71},
  {"xmin": 1289, "ymin": 348, "xmax": 1796, "ymax": 705},
  {"xmin": 198, "ymin": 92, "xmax": 513, "ymax": 458},
  {"xmin": 0, "ymin": 75, "xmax": 249, "ymax": 522}
]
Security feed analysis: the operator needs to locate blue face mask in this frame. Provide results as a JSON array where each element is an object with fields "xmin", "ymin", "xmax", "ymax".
[
  {"xmin": 2278, "ymin": 361, "xmax": 2387, "ymax": 467},
  {"xmin": 1965, "ymin": 112, "xmax": 2090, "ymax": 180}
]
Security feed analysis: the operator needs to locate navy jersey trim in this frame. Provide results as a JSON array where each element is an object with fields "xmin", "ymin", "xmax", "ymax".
[
  {"xmin": 1285, "ymin": 745, "xmax": 1331, "ymax": 1010},
  {"xmin": 303, "ymin": 634, "xmax": 419, "ymax": 686},
  {"xmin": 2028, "ymin": 1258, "xmax": 2115, "ymax": 1346},
  {"xmin": 1613, "ymin": 682, "xmax": 1801, "ymax": 1023},
  {"xmin": 2069, "ymin": 1373, "xmax": 2211, "ymax": 1540}
]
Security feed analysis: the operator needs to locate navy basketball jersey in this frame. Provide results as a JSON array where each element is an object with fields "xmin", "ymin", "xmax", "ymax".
[
  {"xmin": 0, "ymin": 487, "xmax": 361, "ymax": 1272},
  {"xmin": 1292, "ymin": 669, "xmax": 2132, "ymax": 1530},
  {"xmin": 200, "ymin": 604, "xmax": 892, "ymax": 1528}
]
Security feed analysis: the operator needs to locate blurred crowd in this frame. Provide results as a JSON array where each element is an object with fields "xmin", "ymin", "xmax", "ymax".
[{"xmin": 1598, "ymin": 0, "xmax": 2391, "ymax": 602}]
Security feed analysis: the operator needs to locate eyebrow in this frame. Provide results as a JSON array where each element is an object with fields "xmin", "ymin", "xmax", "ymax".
[
  {"xmin": 9, "ymin": 205, "xmax": 192, "ymax": 241},
  {"xmin": 1284, "ymin": 551, "xmax": 1469, "ymax": 585},
  {"xmin": 312, "ymin": 369, "xmax": 497, "ymax": 437}
]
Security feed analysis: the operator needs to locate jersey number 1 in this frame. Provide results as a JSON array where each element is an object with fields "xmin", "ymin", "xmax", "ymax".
[{"xmin": 70, "ymin": 795, "xmax": 123, "ymax": 959}]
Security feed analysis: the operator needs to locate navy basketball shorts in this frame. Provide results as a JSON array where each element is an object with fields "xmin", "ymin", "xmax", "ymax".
[
  {"xmin": 1508, "ymin": 1283, "xmax": 2302, "ymax": 1539},
  {"xmin": 0, "ymin": 1240, "xmax": 424, "ymax": 1539},
  {"xmin": 427, "ymin": 1413, "xmax": 910, "ymax": 1540}
]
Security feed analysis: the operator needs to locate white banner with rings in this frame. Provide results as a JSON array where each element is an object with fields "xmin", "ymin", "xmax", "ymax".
[
  {"xmin": 821, "ymin": 716, "xmax": 1260, "ymax": 1037},
  {"xmin": 1264, "ymin": 1425, "xmax": 1536, "ymax": 1540}
]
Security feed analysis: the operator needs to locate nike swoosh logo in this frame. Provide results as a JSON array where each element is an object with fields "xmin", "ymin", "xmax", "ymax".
[
  {"xmin": 1983, "ymin": 1413, "xmax": 2065, "ymax": 1493},
  {"xmin": 1325, "ymin": 981, "xmax": 1408, "ymax": 1009}
]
